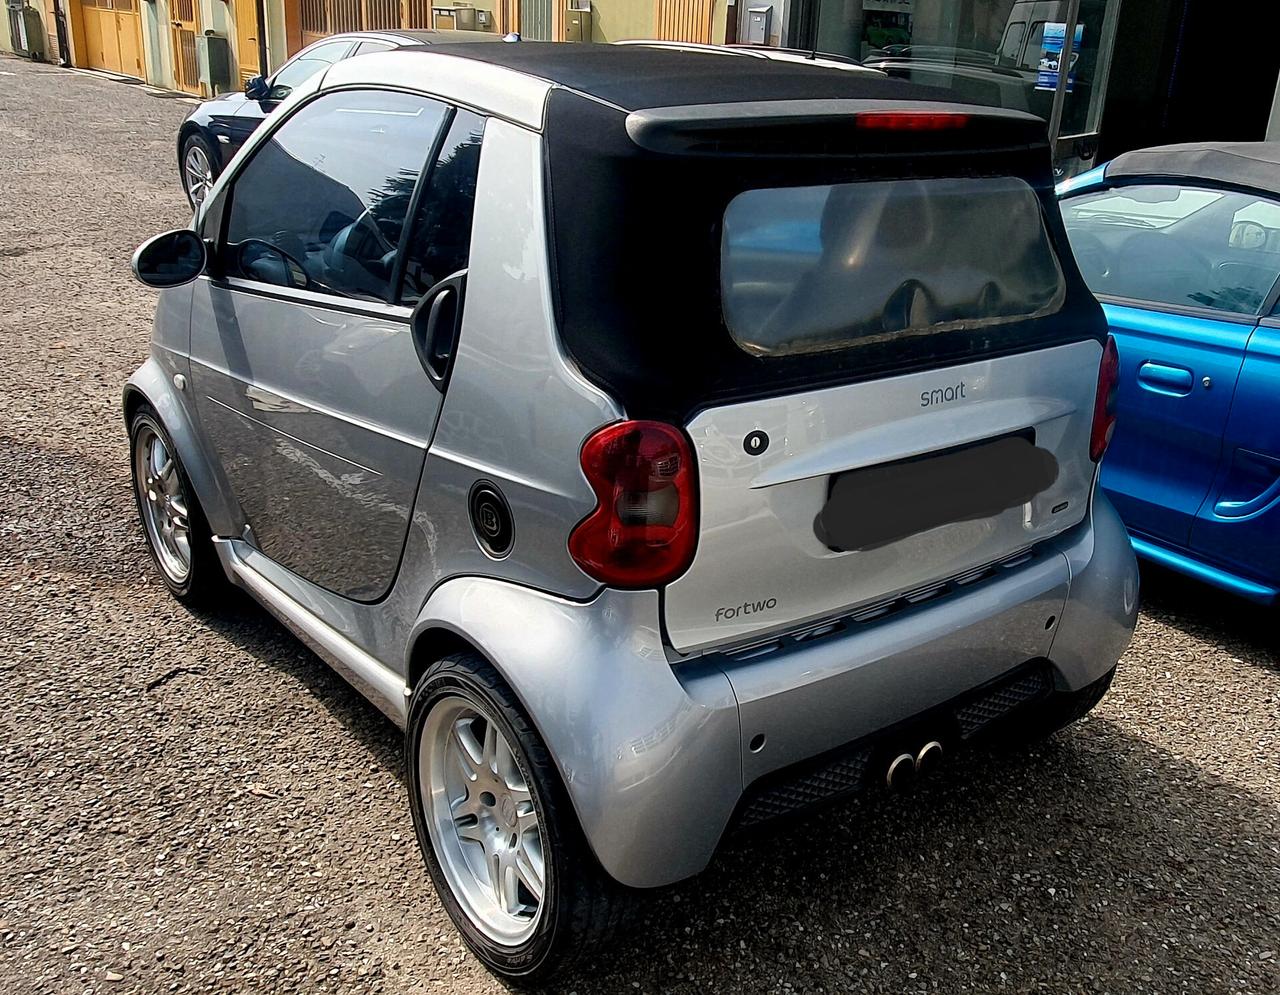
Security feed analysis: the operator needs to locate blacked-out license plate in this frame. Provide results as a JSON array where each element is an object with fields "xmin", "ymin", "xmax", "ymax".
[{"xmin": 813, "ymin": 434, "xmax": 1060, "ymax": 552}]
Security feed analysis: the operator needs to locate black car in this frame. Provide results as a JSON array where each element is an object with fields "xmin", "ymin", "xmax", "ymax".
[{"xmin": 176, "ymin": 29, "xmax": 504, "ymax": 208}]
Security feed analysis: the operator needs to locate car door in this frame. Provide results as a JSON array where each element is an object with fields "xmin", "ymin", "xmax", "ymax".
[
  {"xmin": 1061, "ymin": 183, "xmax": 1276, "ymax": 549},
  {"xmin": 189, "ymin": 88, "xmax": 485, "ymax": 601},
  {"xmin": 226, "ymin": 40, "xmax": 354, "ymax": 156},
  {"xmin": 1188, "ymin": 199, "xmax": 1280, "ymax": 589}
]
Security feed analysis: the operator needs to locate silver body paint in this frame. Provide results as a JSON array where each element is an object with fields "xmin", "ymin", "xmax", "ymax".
[{"xmin": 125, "ymin": 50, "xmax": 1137, "ymax": 891}]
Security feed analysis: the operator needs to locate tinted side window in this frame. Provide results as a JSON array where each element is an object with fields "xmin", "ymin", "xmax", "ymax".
[
  {"xmin": 225, "ymin": 90, "xmax": 448, "ymax": 303},
  {"xmin": 1063, "ymin": 184, "xmax": 1280, "ymax": 315},
  {"xmin": 400, "ymin": 110, "xmax": 485, "ymax": 305},
  {"xmin": 268, "ymin": 41, "xmax": 351, "ymax": 100}
]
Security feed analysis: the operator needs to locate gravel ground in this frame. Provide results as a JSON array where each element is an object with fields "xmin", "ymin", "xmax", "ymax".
[{"xmin": 1, "ymin": 55, "xmax": 1278, "ymax": 995}]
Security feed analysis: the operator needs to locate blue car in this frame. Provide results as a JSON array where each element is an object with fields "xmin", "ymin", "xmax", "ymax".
[{"xmin": 1059, "ymin": 143, "xmax": 1280, "ymax": 603}]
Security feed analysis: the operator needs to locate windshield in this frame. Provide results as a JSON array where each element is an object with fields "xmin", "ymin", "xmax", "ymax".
[{"xmin": 721, "ymin": 176, "xmax": 1066, "ymax": 357}]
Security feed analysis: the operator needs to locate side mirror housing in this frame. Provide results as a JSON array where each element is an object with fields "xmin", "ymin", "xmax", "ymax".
[
  {"xmin": 131, "ymin": 229, "xmax": 207, "ymax": 288},
  {"xmin": 244, "ymin": 75, "xmax": 269, "ymax": 100}
]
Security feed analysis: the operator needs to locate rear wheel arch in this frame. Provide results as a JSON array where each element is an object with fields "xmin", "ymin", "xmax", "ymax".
[
  {"xmin": 404, "ymin": 620, "xmax": 605, "ymax": 864},
  {"xmin": 407, "ymin": 625, "xmax": 488, "ymax": 694}
]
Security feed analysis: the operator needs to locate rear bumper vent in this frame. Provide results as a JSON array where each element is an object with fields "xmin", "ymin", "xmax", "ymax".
[{"xmin": 732, "ymin": 661, "xmax": 1053, "ymax": 830}]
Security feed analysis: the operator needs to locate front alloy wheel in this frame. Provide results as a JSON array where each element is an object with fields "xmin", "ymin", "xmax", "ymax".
[
  {"xmin": 128, "ymin": 404, "xmax": 224, "ymax": 606},
  {"xmin": 133, "ymin": 422, "xmax": 192, "ymax": 585},
  {"xmin": 182, "ymin": 138, "xmax": 214, "ymax": 208}
]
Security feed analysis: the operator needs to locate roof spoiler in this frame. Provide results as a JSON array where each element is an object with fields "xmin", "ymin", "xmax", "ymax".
[{"xmin": 624, "ymin": 99, "xmax": 1048, "ymax": 158}]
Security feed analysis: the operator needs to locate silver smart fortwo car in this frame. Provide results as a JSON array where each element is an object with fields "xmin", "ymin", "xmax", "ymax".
[{"xmin": 125, "ymin": 42, "xmax": 1138, "ymax": 982}]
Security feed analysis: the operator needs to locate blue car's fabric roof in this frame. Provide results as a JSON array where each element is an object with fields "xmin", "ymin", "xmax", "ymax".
[{"xmin": 1107, "ymin": 142, "xmax": 1280, "ymax": 197}]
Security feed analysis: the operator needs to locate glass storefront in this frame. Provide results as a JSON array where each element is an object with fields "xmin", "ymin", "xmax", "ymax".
[{"xmin": 788, "ymin": 0, "xmax": 1122, "ymax": 174}]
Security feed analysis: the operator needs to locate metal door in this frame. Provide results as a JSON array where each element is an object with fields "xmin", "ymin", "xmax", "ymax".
[
  {"xmin": 187, "ymin": 90, "xmax": 455, "ymax": 600},
  {"xmin": 170, "ymin": 0, "xmax": 200, "ymax": 94},
  {"xmin": 519, "ymin": 0, "xmax": 552, "ymax": 39},
  {"xmin": 1098, "ymin": 304, "xmax": 1250, "ymax": 547},
  {"xmin": 1189, "ymin": 321, "xmax": 1280, "ymax": 593}
]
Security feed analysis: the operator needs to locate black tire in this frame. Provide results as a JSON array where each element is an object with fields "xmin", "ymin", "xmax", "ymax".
[
  {"xmin": 406, "ymin": 651, "xmax": 627, "ymax": 984},
  {"xmin": 179, "ymin": 133, "xmax": 218, "ymax": 209},
  {"xmin": 992, "ymin": 665, "xmax": 1117, "ymax": 746},
  {"xmin": 128, "ymin": 404, "xmax": 226, "ymax": 608}
]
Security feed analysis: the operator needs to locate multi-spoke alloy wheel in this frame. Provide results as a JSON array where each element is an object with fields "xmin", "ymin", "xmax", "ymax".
[
  {"xmin": 183, "ymin": 141, "xmax": 213, "ymax": 208},
  {"xmin": 407, "ymin": 654, "xmax": 625, "ymax": 980},
  {"xmin": 133, "ymin": 422, "xmax": 192, "ymax": 585},
  {"xmin": 420, "ymin": 696, "xmax": 546, "ymax": 945},
  {"xmin": 128, "ymin": 405, "xmax": 222, "ymax": 607}
]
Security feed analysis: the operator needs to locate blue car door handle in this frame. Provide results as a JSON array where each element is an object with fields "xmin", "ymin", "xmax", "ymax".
[
  {"xmin": 1136, "ymin": 361, "xmax": 1194, "ymax": 396},
  {"xmin": 1214, "ymin": 450, "xmax": 1280, "ymax": 519}
]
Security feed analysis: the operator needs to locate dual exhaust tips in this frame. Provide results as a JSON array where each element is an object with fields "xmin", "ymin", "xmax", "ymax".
[{"xmin": 885, "ymin": 740, "xmax": 943, "ymax": 792}]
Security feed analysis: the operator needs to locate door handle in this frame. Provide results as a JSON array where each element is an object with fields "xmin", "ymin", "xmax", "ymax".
[
  {"xmin": 410, "ymin": 270, "xmax": 467, "ymax": 391},
  {"xmin": 1136, "ymin": 361, "xmax": 1193, "ymax": 396},
  {"xmin": 1213, "ymin": 450, "xmax": 1280, "ymax": 519}
]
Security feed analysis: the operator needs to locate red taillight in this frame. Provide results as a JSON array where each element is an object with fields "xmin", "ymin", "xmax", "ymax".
[
  {"xmin": 854, "ymin": 112, "xmax": 970, "ymax": 131},
  {"xmin": 568, "ymin": 420, "xmax": 698, "ymax": 589},
  {"xmin": 1090, "ymin": 335, "xmax": 1120, "ymax": 462}
]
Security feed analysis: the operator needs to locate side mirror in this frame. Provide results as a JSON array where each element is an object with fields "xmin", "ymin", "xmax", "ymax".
[
  {"xmin": 244, "ymin": 75, "xmax": 269, "ymax": 100},
  {"xmin": 131, "ymin": 229, "xmax": 206, "ymax": 288}
]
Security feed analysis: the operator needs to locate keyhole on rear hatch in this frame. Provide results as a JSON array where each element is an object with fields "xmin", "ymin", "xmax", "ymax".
[{"xmin": 744, "ymin": 431, "xmax": 769, "ymax": 456}]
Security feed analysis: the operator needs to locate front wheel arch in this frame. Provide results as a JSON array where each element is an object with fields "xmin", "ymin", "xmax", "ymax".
[{"xmin": 177, "ymin": 123, "xmax": 219, "ymax": 171}]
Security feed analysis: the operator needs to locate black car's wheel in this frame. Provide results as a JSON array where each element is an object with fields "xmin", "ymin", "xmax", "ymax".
[
  {"xmin": 129, "ymin": 404, "xmax": 225, "ymax": 607},
  {"xmin": 406, "ymin": 651, "xmax": 626, "ymax": 983},
  {"xmin": 180, "ymin": 133, "xmax": 218, "ymax": 209}
]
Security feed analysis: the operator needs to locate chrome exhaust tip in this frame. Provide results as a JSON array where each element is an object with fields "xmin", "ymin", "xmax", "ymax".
[
  {"xmin": 915, "ymin": 740, "xmax": 944, "ymax": 776},
  {"xmin": 885, "ymin": 752, "xmax": 916, "ymax": 791}
]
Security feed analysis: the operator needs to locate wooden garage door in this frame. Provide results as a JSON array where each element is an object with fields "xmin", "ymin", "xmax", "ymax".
[
  {"xmin": 299, "ymin": 0, "xmax": 431, "ymax": 49},
  {"xmin": 654, "ymin": 0, "xmax": 714, "ymax": 43},
  {"xmin": 77, "ymin": 0, "xmax": 145, "ymax": 79}
]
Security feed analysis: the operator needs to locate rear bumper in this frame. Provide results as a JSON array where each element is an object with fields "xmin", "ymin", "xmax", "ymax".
[{"xmin": 414, "ymin": 496, "xmax": 1137, "ymax": 889}]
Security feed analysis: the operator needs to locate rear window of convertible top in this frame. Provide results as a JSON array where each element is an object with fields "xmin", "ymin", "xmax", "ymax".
[{"xmin": 720, "ymin": 175, "xmax": 1067, "ymax": 357}]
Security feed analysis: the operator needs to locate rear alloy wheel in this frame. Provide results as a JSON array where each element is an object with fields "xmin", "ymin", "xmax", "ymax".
[
  {"xmin": 129, "ymin": 405, "xmax": 224, "ymax": 606},
  {"xmin": 422, "ymin": 696, "xmax": 546, "ymax": 946},
  {"xmin": 406, "ymin": 653, "xmax": 626, "ymax": 982},
  {"xmin": 181, "ymin": 135, "xmax": 216, "ymax": 209}
]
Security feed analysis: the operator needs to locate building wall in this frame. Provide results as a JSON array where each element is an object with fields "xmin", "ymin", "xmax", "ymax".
[{"xmin": 589, "ymin": 0, "xmax": 654, "ymax": 42}]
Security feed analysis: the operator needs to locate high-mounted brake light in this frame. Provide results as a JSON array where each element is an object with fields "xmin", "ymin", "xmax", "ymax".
[
  {"xmin": 854, "ymin": 112, "xmax": 970, "ymax": 131},
  {"xmin": 1090, "ymin": 335, "xmax": 1120, "ymax": 462},
  {"xmin": 568, "ymin": 420, "xmax": 698, "ymax": 589}
]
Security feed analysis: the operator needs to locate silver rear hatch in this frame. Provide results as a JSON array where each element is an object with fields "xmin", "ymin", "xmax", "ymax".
[
  {"xmin": 663, "ymin": 168, "xmax": 1101, "ymax": 653},
  {"xmin": 665, "ymin": 339, "xmax": 1100, "ymax": 652}
]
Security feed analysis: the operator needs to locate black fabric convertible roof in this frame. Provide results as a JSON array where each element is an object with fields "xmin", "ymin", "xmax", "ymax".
[
  {"xmin": 1107, "ymin": 142, "xmax": 1280, "ymax": 197},
  {"xmin": 410, "ymin": 42, "xmax": 1094, "ymax": 421},
  {"xmin": 419, "ymin": 42, "xmax": 961, "ymax": 110}
]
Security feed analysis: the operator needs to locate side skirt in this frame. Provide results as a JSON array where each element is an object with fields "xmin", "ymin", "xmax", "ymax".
[
  {"xmin": 1129, "ymin": 534, "xmax": 1278, "ymax": 605},
  {"xmin": 212, "ymin": 537, "xmax": 409, "ymax": 727}
]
